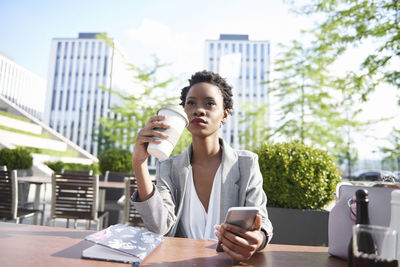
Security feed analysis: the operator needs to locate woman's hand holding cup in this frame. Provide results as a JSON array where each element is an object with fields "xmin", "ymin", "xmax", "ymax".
[{"xmin": 133, "ymin": 115, "xmax": 170, "ymax": 164}]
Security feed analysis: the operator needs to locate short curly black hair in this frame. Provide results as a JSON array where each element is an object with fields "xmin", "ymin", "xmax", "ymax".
[{"xmin": 180, "ymin": 70, "xmax": 233, "ymax": 114}]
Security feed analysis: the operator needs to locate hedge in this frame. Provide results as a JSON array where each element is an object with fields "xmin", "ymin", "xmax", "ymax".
[
  {"xmin": 98, "ymin": 147, "xmax": 132, "ymax": 175},
  {"xmin": 256, "ymin": 141, "xmax": 341, "ymax": 210},
  {"xmin": 0, "ymin": 147, "xmax": 33, "ymax": 170}
]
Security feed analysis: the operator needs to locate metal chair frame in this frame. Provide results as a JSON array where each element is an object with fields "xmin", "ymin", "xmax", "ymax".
[
  {"xmin": 122, "ymin": 176, "xmax": 144, "ymax": 226},
  {"xmin": 0, "ymin": 167, "xmax": 43, "ymax": 224}
]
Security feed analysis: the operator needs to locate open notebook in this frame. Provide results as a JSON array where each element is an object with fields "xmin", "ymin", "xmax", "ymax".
[{"xmin": 82, "ymin": 224, "xmax": 164, "ymax": 264}]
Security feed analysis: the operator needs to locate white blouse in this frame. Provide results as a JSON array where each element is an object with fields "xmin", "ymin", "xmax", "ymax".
[{"xmin": 181, "ymin": 164, "xmax": 221, "ymax": 240}]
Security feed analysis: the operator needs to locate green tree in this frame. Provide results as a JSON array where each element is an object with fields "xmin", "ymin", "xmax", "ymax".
[
  {"xmin": 239, "ymin": 103, "xmax": 272, "ymax": 151},
  {"xmin": 299, "ymin": 0, "xmax": 400, "ymax": 99},
  {"xmin": 95, "ymin": 34, "xmax": 191, "ymax": 156},
  {"xmin": 268, "ymin": 39, "xmax": 343, "ymax": 150},
  {"xmin": 330, "ymin": 73, "xmax": 371, "ymax": 177},
  {"xmin": 380, "ymin": 128, "xmax": 400, "ymax": 170}
]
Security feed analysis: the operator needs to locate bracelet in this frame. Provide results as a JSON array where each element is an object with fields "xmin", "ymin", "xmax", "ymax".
[{"xmin": 258, "ymin": 228, "xmax": 268, "ymax": 251}]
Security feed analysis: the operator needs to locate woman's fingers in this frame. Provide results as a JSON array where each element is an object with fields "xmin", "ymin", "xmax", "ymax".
[
  {"xmin": 214, "ymin": 215, "xmax": 265, "ymax": 261},
  {"xmin": 221, "ymin": 243, "xmax": 252, "ymax": 261},
  {"xmin": 137, "ymin": 115, "xmax": 171, "ymax": 140},
  {"xmin": 144, "ymin": 115, "xmax": 170, "ymax": 130}
]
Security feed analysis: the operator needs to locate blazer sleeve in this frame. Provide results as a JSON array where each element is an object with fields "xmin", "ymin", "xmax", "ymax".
[
  {"xmin": 130, "ymin": 160, "xmax": 178, "ymax": 236},
  {"xmin": 241, "ymin": 153, "xmax": 273, "ymax": 247}
]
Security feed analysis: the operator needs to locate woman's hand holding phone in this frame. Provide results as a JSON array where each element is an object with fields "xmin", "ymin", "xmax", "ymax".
[{"xmin": 214, "ymin": 207, "xmax": 264, "ymax": 261}]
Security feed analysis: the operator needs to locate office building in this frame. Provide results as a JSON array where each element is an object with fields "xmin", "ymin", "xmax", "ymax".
[
  {"xmin": 205, "ymin": 34, "xmax": 270, "ymax": 149},
  {"xmin": 0, "ymin": 52, "xmax": 47, "ymax": 120},
  {"xmin": 44, "ymin": 33, "xmax": 131, "ymax": 156}
]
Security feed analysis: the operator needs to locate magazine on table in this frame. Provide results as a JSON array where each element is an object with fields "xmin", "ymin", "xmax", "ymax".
[{"xmin": 82, "ymin": 224, "xmax": 164, "ymax": 264}]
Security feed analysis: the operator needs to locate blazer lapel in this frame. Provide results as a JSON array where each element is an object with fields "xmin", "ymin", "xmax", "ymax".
[
  {"xmin": 171, "ymin": 145, "xmax": 191, "ymax": 212},
  {"xmin": 219, "ymin": 139, "xmax": 240, "ymax": 221}
]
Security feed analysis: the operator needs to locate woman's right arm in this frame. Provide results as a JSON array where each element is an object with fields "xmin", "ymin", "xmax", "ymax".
[{"xmin": 132, "ymin": 115, "xmax": 170, "ymax": 201}]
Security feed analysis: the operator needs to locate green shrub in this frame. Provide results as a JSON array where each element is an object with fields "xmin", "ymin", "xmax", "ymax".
[
  {"xmin": 256, "ymin": 141, "xmax": 341, "ymax": 210},
  {"xmin": 45, "ymin": 161, "xmax": 99, "ymax": 174},
  {"xmin": 98, "ymin": 147, "xmax": 132, "ymax": 175},
  {"xmin": 44, "ymin": 161, "xmax": 65, "ymax": 172},
  {"xmin": 0, "ymin": 147, "xmax": 33, "ymax": 170}
]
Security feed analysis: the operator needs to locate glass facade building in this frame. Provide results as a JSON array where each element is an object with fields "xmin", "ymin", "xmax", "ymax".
[
  {"xmin": 44, "ymin": 33, "xmax": 129, "ymax": 156},
  {"xmin": 205, "ymin": 34, "xmax": 271, "ymax": 149}
]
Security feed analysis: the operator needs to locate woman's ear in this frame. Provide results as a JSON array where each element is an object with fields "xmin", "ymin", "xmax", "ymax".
[{"xmin": 221, "ymin": 109, "xmax": 229, "ymax": 124}]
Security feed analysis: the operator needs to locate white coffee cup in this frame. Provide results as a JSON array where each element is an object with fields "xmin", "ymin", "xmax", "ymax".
[{"xmin": 147, "ymin": 105, "xmax": 189, "ymax": 160}]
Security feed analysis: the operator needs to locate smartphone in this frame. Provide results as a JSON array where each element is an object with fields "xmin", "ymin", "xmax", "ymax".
[{"xmin": 216, "ymin": 207, "xmax": 259, "ymax": 252}]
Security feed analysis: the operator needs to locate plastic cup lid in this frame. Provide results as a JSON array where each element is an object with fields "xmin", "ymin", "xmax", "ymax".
[{"xmin": 157, "ymin": 105, "xmax": 189, "ymax": 126}]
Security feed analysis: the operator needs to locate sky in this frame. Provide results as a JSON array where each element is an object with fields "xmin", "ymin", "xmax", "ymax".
[{"xmin": 0, "ymin": 0, "xmax": 399, "ymax": 161}]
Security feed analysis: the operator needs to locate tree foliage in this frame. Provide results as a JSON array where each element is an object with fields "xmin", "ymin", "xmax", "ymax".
[
  {"xmin": 95, "ymin": 34, "xmax": 191, "ymax": 156},
  {"xmin": 380, "ymin": 128, "xmax": 400, "ymax": 170},
  {"xmin": 239, "ymin": 102, "xmax": 272, "ymax": 151},
  {"xmin": 299, "ymin": 0, "xmax": 400, "ymax": 98},
  {"xmin": 269, "ymin": 39, "xmax": 344, "ymax": 150}
]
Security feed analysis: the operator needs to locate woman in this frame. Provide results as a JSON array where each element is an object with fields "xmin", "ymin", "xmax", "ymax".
[{"xmin": 131, "ymin": 70, "xmax": 273, "ymax": 261}]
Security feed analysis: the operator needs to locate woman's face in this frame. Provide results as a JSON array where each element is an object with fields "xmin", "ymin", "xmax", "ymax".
[{"xmin": 184, "ymin": 82, "xmax": 228, "ymax": 138}]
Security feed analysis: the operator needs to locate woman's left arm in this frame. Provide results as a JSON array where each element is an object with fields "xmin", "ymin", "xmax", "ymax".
[{"xmin": 214, "ymin": 153, "xmax": 273, "ymax": 260}]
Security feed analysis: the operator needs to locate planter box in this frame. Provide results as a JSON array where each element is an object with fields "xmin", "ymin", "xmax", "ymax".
[{"xmin": 268, "ymin": 207, "xmax": 329, "ymax": 246}]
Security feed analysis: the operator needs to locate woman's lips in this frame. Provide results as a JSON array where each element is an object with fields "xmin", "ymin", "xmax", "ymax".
[{"xmin": 191, "ymin": 118, "xmax": 206, "ymax": 125}]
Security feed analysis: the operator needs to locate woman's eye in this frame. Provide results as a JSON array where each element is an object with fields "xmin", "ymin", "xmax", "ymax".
[
  {"xmin": 186, "ymin": 101, "xmax": 195, "ymax": 106},
  {"xmin": 206, "ymin": 102, "xmax": 215, "ymax": 107}
]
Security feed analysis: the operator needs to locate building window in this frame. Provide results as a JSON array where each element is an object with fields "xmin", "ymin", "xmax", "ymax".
[
  {"xmin": 71, "ymin": 42, "xmax": 75, "ymax": 58},
  {"xmin": 103, "ymin": 57, "xmax": 108, "ymax": 76},
  {"xmin": 64, "ymin": 43, "xmax": 69, "ymax": 58},
  {"xmin": 73, "ymin": 90, "xmax": 77, "ymax": 111},
  {"xmin": 232, "ymin": 43, "xmax": 236, "ymax": 53},
  {"xmin": 66, "ymin": 90, "xmax": 70, "ymax": 110},
  {"xmin": 84, "ymin": 42, "xmax": 88, "ymax": 58},
  {"xmin": 57, "ymin": 42, "xmax": 62, "ymax": 57},
  {"xmin": 51, "ymin": 85, "xmax": 57, "ymax": 110},
  {"xmin": 55, "ymin": 58, "xmax": 60, "ymax": 76},
  {"xmin": 91, "ymin": 42, "xmax": 95, "ymax": 58},
  {"xmin": 261, "ymin": 44, "xmax": 265, "ymax": 60},
  {"xmin": 58, "ymin": 91, "xmax": 63, "ymax": 110},
  {"xmin": 209, "ymin": 43, "xmax": 214, "ymax": 53}
]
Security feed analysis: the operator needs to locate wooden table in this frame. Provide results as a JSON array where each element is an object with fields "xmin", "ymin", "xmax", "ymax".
[{"xmin": 0, "ymin": 222, "xmax": 347, "ymax": 267}]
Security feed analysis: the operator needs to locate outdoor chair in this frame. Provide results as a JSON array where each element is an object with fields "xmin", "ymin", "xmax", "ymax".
[
  {"xmin": 49, "ymin": 172, "xmax": 109, "ymax": 230},
  {"xmin": 122, "ymin": 176, "xmax": 144, "ymax": 226},
  {"xmin": 102, "ymin": 171, "xmax": 135, "ymax": 225},
  {"xmin": 103, "ymin": 171, "xmax": 134, "ymax": 201},
  {"xmin": 0, "ymin": 166, "xmax": 43, "ymax": 224}
]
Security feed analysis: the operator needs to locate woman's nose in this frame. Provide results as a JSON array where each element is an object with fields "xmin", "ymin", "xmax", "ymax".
[{"xmin": 193, "ymin": 107, "xmax": 206, "ymax": 116}]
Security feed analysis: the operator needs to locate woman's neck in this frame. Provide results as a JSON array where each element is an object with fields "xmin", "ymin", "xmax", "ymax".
[{"xmin": 191, "ymin": 136, "xmax": 222, "ymax": 165}]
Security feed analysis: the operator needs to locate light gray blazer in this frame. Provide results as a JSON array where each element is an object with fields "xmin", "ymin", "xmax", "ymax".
[{"xmin": 132, "ymin": 139, "xmax": 273, "ymax": 242}]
